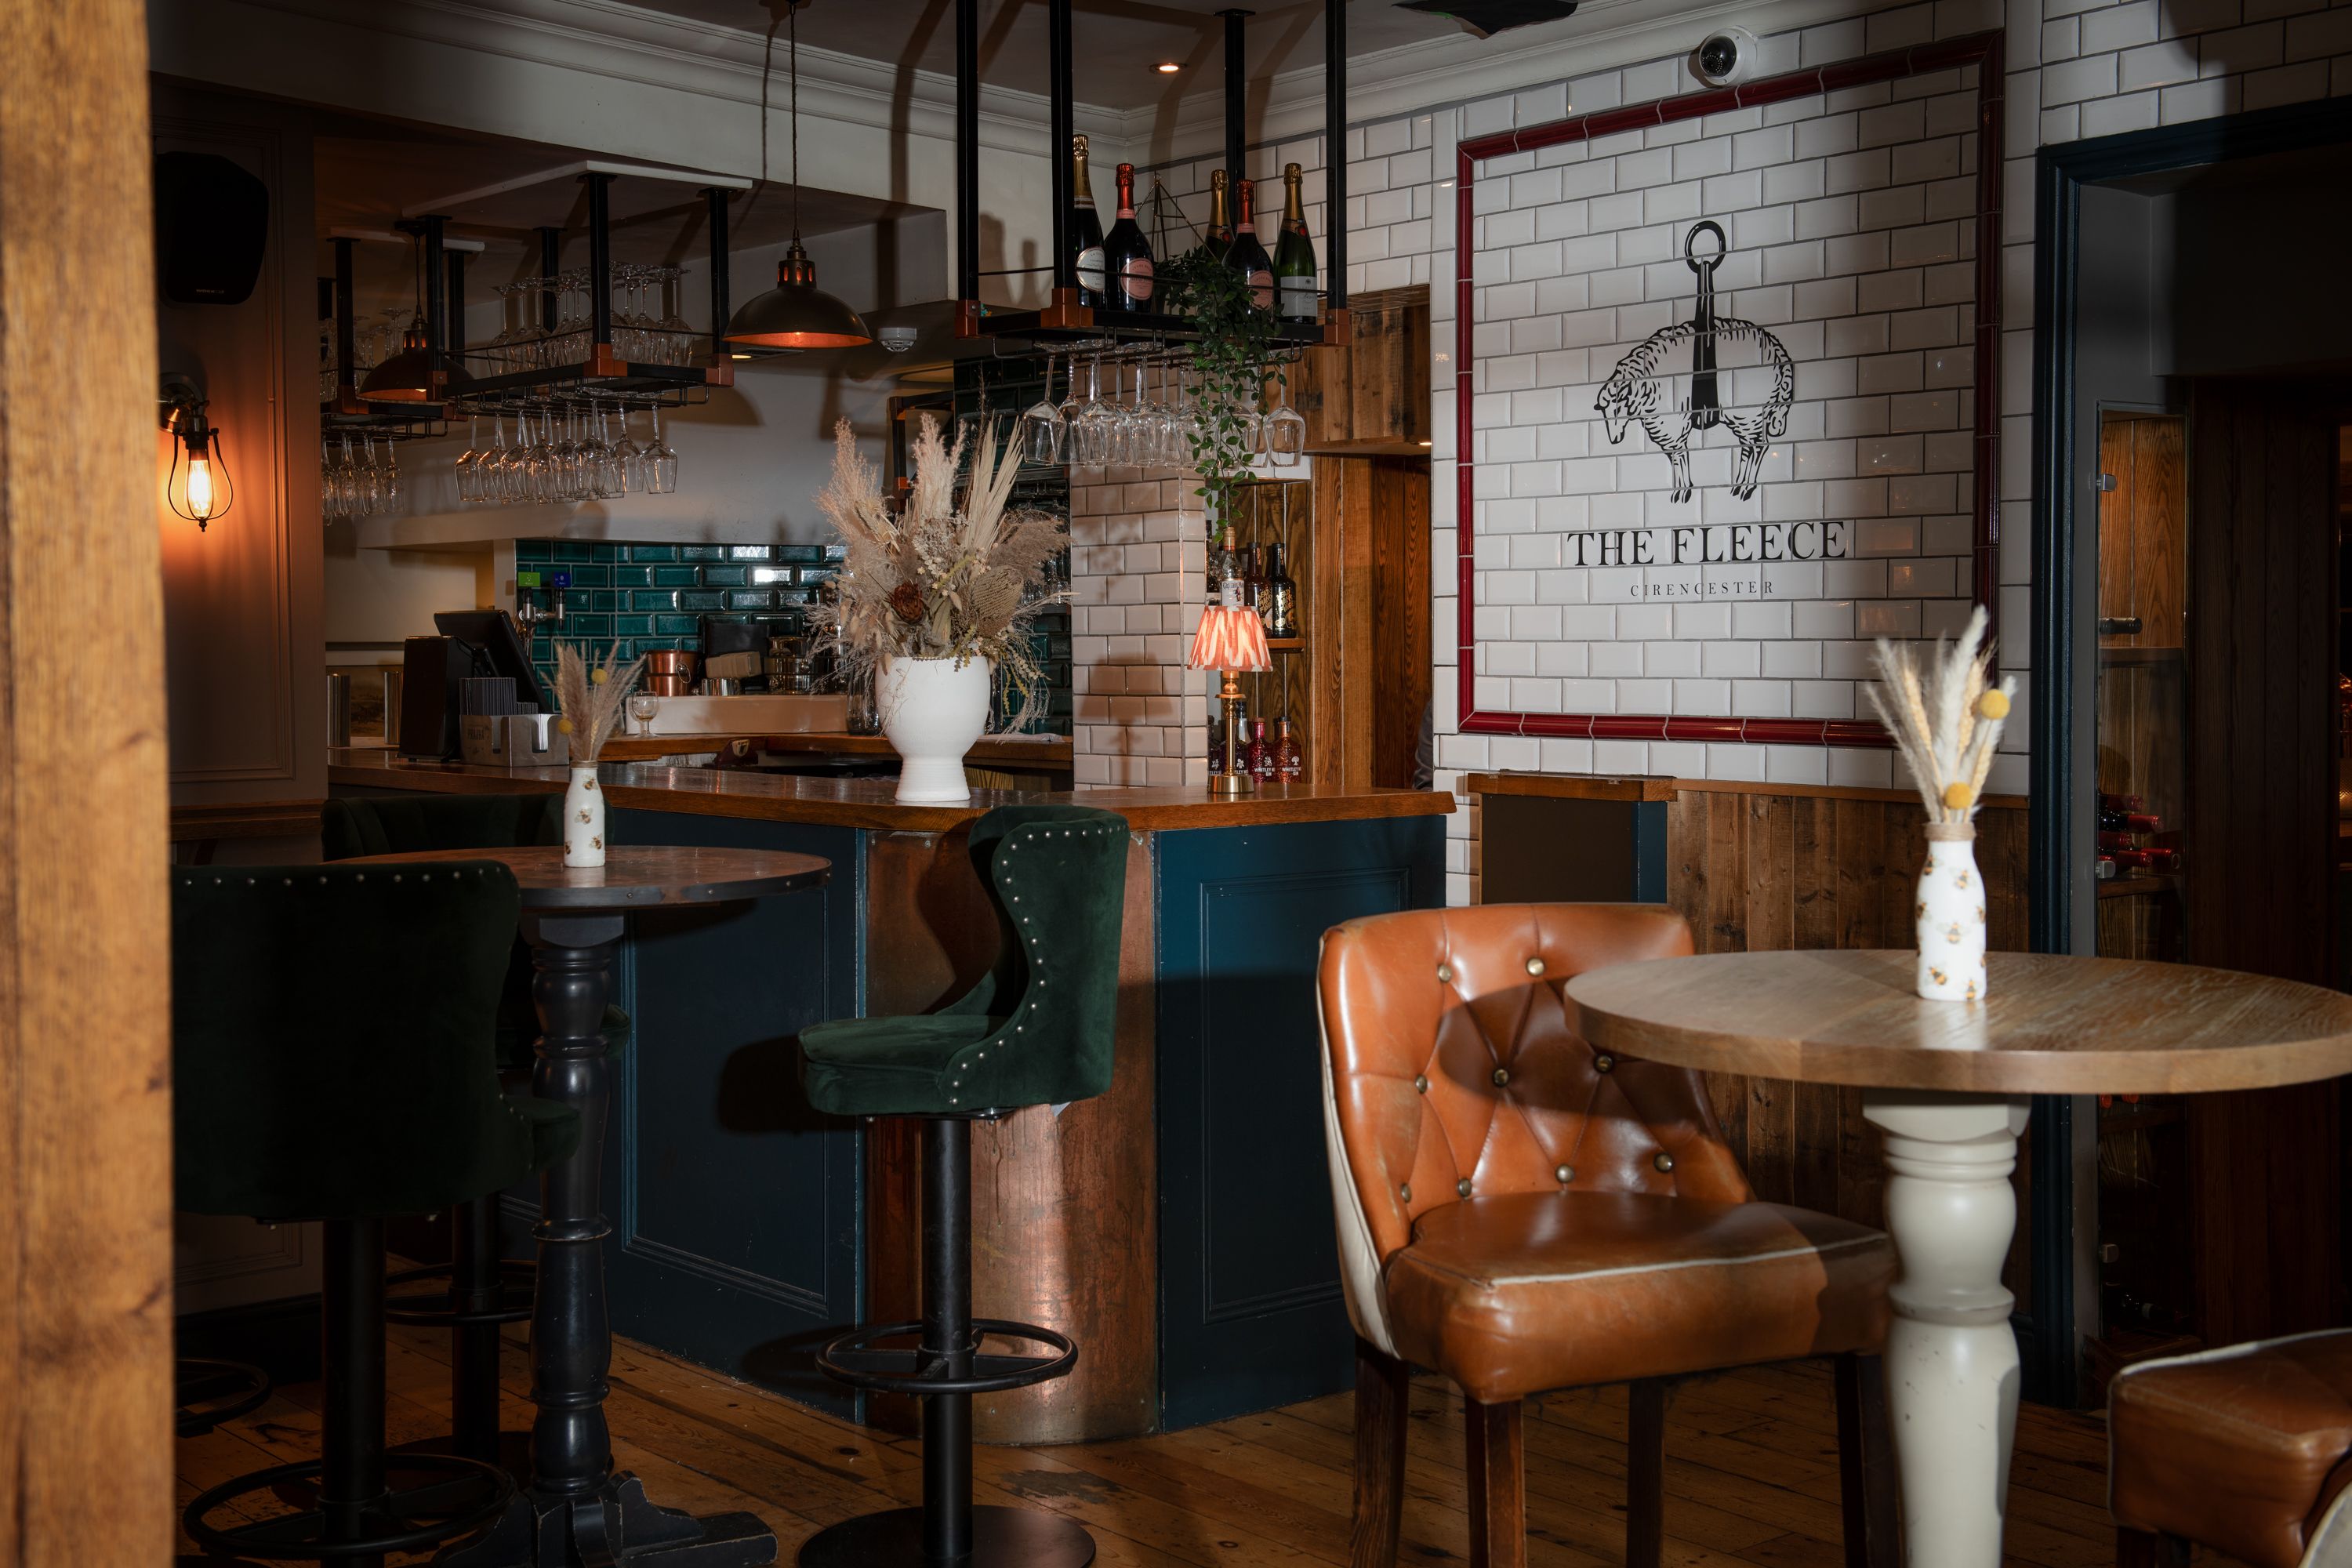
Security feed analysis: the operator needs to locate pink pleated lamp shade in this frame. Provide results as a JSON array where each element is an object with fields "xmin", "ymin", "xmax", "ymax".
[{"xmin": 1186, "ymin": 604, "xmax": 1272, "ymax": 673}]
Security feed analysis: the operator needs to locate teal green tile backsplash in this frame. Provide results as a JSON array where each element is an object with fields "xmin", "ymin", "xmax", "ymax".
[{"xmin": 511, "ymin": 537, "xmax": 1072, "ymax": 735}]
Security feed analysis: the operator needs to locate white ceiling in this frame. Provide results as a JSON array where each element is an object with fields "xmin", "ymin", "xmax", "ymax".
[{"xmin": 616, "ymin": 0, "xmax": 1468, "ymax": 103}]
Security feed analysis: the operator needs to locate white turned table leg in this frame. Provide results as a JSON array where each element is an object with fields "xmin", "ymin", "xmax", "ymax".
[{"xmin": 1863, "ymin": 1091, "xmax": 2031, "ymax": 1568}]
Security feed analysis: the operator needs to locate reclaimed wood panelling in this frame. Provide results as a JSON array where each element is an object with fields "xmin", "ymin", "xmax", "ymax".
[
  {"xmin": 1, "ymin": 0, "xmax": 179, "ymax": 1558},
  {"xmin": 1662, "ymin": 790, "xmax": 2031, "ymax": 1264}
]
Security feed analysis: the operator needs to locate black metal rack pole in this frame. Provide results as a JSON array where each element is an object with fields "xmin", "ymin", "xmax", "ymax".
[
  {"xmin": 538, "ymin": 227, "xmax": 561, "ymax": 333},
  {"xmin": 1326, "ymin": 0, "xmax": 1347, "ymax": 314},
  {"xmin": 419, "ymin": 214, "xmax": 447, "ymax": 386},
  {"xmin": 956, "ymin": 0, "xmax": 979, "ymax": 305},
  {"xmin": 445, "ymin": 248, "xmax": 467, "ymax": 362},
  {"xmin": 333, "ymin": 238, "xmax": 357, "ymax": 396},
  {"xmin": 702, "ymin": 188, "xmax": 731, "ymax": 359},
  {"xmin": 1049, "ymin": 0, "xmax": 1074, "ymax": 295},
  {"xmin": 585, "ymin": 172, "xmax": 614, "ymax": 351},
  {"xmin": 1222, "ymin": 9, "xmax": 1250, "ymax": 191}
]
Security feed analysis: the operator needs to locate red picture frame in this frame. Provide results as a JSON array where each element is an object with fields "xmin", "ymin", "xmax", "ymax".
[{"xmin": 1452, "ymin": 31, "xmax": 2005, "ymax": 749}]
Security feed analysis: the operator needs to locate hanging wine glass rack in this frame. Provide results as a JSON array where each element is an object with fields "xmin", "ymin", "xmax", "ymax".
[
  {"xmin": 951, "ymin": 0, "xmax": 1352, "ymax": 355},
  {"xmin": 328, "ymin": 166, "xmax": 750, "ymax": 427}
]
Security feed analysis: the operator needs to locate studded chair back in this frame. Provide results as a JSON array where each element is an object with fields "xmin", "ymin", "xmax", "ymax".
[
  {"xmin": 937, "ymin": 805, "xmax": 1128, "ymax": 1110},
  {"xmin": 1316, "ymin": 904, "xmax": 1748, "ymax": 1276},
  {"xmin": 324, "ymin": 793, "xmax": 568, "ymax": 1062},
  {"xmin": 321, "ymin": 793, "xmax": 561, "ymax": 859},
  {"xmin": 172, "ymin": 862, "xmax": 577, "ymax": 1222}
]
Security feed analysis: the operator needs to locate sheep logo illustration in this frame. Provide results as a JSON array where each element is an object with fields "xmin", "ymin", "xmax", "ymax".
[{"xmin": 1595, "ymin": 221, "xmax": 1795, "ymax": 503}]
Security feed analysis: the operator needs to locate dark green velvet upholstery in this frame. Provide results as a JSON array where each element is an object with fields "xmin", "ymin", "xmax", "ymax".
[
  {"xmin": 172, "ymin": 863, "xmax": 579, "ymax": 1223},
  {"xmin": 801, "ymin": 806, "xmax": 1127, "ymax": 1116},
  {"xmin": 321, "ymin": 793, "xmax": 630, "ymax": 1065}
]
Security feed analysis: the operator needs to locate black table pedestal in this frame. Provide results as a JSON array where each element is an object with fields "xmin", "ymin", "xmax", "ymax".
[{"xmin": 440, "ymin": 910, "xmax": 775, "ymax": 1568}]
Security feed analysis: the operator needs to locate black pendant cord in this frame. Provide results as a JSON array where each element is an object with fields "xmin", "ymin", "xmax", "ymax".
[{"xmin": 789, "ymin": 0, "xmax": 803, "ymax": 249}]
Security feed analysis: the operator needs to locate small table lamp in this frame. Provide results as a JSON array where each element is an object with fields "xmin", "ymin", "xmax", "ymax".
[{"xmin": 1186, "ymin": 601, "xmax": 1272, "ymax": 796}]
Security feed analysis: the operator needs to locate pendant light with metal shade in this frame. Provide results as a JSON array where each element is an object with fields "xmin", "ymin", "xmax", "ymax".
[
  {"xmin": 359, "ymin": 229, "xmax": 439, "ymax": 402},
  {"xmin": 724, "ymin": 0, "xmax": 870, "ymax": 352}
]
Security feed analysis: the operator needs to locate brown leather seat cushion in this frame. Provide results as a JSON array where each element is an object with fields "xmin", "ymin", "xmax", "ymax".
[
  {"xmin": 1382, "ymin": 1190, "xmax": 1894, "ymax": 1404},
  {"xmin": 2111, "ymin": 1330, "xmax": 2352, "ymax": 1568}
]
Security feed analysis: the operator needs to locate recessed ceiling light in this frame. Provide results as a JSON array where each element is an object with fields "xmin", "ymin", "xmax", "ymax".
[{"xmin": 1155, "ymin": 60, "xmax": 1181, "ymax": 73}]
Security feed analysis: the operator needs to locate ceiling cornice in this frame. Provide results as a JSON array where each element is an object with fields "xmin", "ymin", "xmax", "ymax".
[
  {"xmin": 154, "ymin": 0, "xmax": 1128, "ymax": 166},
  {"xmin": 1114, "ymin": 0, "xmax": 1894, "ymax": 162},
  {"xmin": 163, "ymin": 0, "xmax": 1888, "ymax": 178}
]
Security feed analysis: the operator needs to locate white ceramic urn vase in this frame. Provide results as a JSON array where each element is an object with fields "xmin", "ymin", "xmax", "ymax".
[
  {"xmin": 564, "ymin": 763, "xmax": 606, "ymax": 867},
  {"xmin": 1915, "ymin": 822, "xmax": 1987, "ymax": 1001},
  {"xmin": 879, "ymin": 655, "xmax": 993, "ymax": 805}
]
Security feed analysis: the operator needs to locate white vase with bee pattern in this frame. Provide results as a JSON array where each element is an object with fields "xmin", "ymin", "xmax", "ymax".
[
  {"xmin": 564, "ymin": 763, "xmax": 606, "ymax": 868},
  {"xmin": 1915, "ymin": 822, "xmax": 1987, "ymax": 1001}
]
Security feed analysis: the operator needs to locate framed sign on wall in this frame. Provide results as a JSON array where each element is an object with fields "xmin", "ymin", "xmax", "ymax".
[{"xmin": 1454, "ymin": 33, "xmax": 2003, "ymax": 748}]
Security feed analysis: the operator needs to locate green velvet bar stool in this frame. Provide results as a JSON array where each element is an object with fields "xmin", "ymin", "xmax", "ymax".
[
  {"xmin": 799, "ymin": 805, "xmax": 1129, "ymax": 1568},
  {"xmin": 321, "ymin": 793, "xmax": 628, "ymax": 1470},
  {"xmin": 175, "ymin": 862, "xmax": 581, "ymax": 1566}
]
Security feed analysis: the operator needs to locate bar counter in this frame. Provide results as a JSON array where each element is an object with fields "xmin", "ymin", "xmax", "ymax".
[{"xmin": 329, "ymin": 750, "xmax": 1451, "ymax": 1443}]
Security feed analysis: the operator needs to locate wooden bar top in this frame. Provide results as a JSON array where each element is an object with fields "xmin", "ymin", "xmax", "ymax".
[
  {"xmin": 597, "ymin": 731, "xmax": 1075, "ymax": 766},
  {"xmin": 328, "ymin": 750, "xmax": 1454, "ymax": 833}
]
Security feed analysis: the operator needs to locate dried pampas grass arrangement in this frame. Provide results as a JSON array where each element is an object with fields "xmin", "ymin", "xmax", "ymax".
[
  {"xmin": 554, "ymin": 641, "xmax": 645, "ymax": 764},
  {"xmin": 810, "ymin": 414, "xmax": 1069, "ymax": 731},
  {"xmin": 1865, "ymin": 604, "xmax": 2015, "ymax": 826}
]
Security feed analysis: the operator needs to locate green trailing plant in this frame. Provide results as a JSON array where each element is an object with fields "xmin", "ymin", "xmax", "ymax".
[{"xmin": 1158, "ymin": 250, "xmax": 1282, "ymax": 526}]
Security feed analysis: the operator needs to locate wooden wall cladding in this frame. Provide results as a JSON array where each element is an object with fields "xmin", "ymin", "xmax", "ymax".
[
  {"xmin": 1661, "ymin": 788, "xmax": 2031, "ymax": 1291},
  {"xmin": 1291, "ymin": 285, "xmax": 1431, "ymax": 455}
]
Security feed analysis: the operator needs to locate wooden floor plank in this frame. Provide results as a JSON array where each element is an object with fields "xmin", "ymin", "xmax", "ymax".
[{"xmin": 180, "ymin": 1323, "xmax": 2188, "ymax": 1568}]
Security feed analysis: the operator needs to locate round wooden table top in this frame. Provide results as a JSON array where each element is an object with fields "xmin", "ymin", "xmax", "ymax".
[
  {"xmin": 1564, "ymin": 949, "xmax": 2352, "ymax": 1095},
  {"xmin": 345, "ymin": 844, "xmax": 830, "ymax": 910}
]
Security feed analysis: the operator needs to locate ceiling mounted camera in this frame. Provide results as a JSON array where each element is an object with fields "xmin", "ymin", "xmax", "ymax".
[{"xmin": 1693, "ymin": 26, "xmax": 1759, "ymax": 87}]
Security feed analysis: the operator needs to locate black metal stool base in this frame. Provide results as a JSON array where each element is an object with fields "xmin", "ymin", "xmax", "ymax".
[
  {"xmin": 818, "ymin": 1317, "xmax": 1075, "ymax": 1396},
  {"xmin": 176, "ymin": 1356, "xmax": 273, "ymax": 1438},
  {"xmin": 384, "ymin": 1259, "xmax": 536, "ymax": 1327},
  {"xmin": 437, "ymin": 1472, "xmax": 776, "ymax": 1566},
  {"xmin": 796, "ymin": 1506, "xmax": 1094, "ymax": 1568},
  {"xmin": 183, "ymin": 1452, "xmax": 512, "ymax": 1560}
]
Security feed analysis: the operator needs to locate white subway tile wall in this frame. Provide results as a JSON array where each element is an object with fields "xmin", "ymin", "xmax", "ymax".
[
  {"xmin": 1128, "ymin": 0, "xmax": 2349, "ymax": 903},
  {"xmin": 1067, "ymin": 466, "xmax": 1212, "ymax": 789}
]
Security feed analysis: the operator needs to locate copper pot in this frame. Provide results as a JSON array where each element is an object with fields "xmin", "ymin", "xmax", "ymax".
[{"xmin": 646, "ymin": 650, "xmax": 698, "ymax": 696}]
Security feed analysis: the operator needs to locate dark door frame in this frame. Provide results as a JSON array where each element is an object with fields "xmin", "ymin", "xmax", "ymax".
[{"xmin": 2027, "ymin": 93, "xmax": 2352, "ymax": 1405}]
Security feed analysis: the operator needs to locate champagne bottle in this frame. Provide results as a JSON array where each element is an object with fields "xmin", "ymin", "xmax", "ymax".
[
  {"xmin": 1225, "ymin": 178, "xmax": 1274, "ymax": 310},
  {"xmin": 1265, "ymin": 542, "xmax": 1298, "ymax": 639},
  {"xmin": 1105, "ymin": 162, "xmax": 1155, "ymax": 312},
  {"xmin": 1274, "ymin": 162, "xmax": 1318, "ymax": 322},
  {"xmin": 1199, "ymin": 170, "xmax": 1235, "ymax": 264},
  {"xmin": 1068, "ymin": 134, "xmax": 1107, "ymax": 307}
]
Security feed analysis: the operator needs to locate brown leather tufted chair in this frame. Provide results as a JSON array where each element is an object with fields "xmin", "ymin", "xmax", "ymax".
[
  {"xmin": 1317, "ymin": 904, "xmax": 1900, "ymax": 1568},
  {"xmin": 2110, "ymin": 1330, "xmax": 2352, "ymax": 1567}
]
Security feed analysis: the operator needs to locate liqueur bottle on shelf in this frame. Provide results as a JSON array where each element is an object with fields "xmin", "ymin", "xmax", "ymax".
[
  {"xmin": 1208, "ymin": 722, "xmax": 1228, "ymax": 775},
  {"xmin": 1105, "ymin": 162, "xmax": 1155, "ymax": 313},
  {"xmin": 1275, "ymin": 717, "xmax": 1304, "ymax": 782},
  {"xmin": 1241, "ymin": 544, "xmax": 1265, "ymax": 620},
  {"xmin": 1265, "ymin": 543, "xmax": 1298, "ymax": 639},
  {"xmin": 1198, "ymin": 171, "xmax": 1236, "ymax": 265},
  {"xmin": 1068, "ymin": 134, "xmax": 1107, "ymax": 307},
  {"xmin": 1225, "ymin": 178, "xmax": 1275, "ymax": 310},
  {"xmin": 1274, "ymin": 162, "xmax": 1319, "ymax": 322},
  {"xmin": 1244, "ymin": 718, "xmax": 1276, "ymax": 782},
  {"xmin": 1211, "ymin": 524, "xmax": 1241, "ymax": 606}
]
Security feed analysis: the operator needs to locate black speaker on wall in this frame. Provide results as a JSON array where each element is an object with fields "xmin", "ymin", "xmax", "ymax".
[{"xmin": 154, "ymin": 151, "xmax": 270, "ymax": 306}]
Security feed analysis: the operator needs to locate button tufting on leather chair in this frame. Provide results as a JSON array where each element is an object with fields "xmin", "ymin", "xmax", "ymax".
[
  {"xmin": 1318, "ymin": 903, "xmax": 1900, "ymax": 1568},
  {"xmin": 2110, "ymin": 1329, "xmax": 2352, "ymax": 1567}
]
